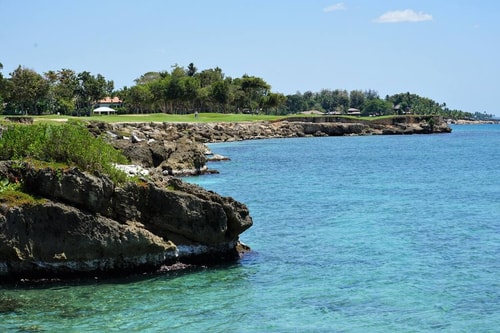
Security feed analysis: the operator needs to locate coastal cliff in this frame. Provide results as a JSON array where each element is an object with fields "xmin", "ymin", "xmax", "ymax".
[{"xmin": 0, "ymin": 161, "xmax": 252, "ymax": 281}]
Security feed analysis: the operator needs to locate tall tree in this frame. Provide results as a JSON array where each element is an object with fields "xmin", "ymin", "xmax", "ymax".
[
  {"xmin": 122, "ymin": 84, "xmax": 153, "ymax": 113},
  {"xmin": 134, "ymin": 71, "xmax": 161, "ymax": 85},
  {"xmin": 7, "ymin": 65, "xmax": 49, "ymax": 115},
  {"xmin": 285, "ymin": 92, "xmax": 308, "ymax": 113},
  {"xmin": 148, "ymin": 74, "xmax": 170, "ymax": 113},
  {"xmin": 210, "ymin": 79, "xmax": 230, "ymax": 112},
  {"xmin": 263, "ymin": 92, "xmax": 287, "ymax": 114},
  {"xmin": 349, "ymin": 90, "xmax": 365, "ymax": 110},
  {"xmin": 76, "ymin": 71, "xmax": 112, "ymax": 114},
  {"xmin": 179, "ymin": 75, "xmax": 200, "ymax": 112},
  {"xmin": 197, "ymin": 67, "xmax": 224, "ymax": 88},
  {"xmin": 361, "ymin": 99, "xmax": 392, "ymax": 116},
  {"xmin": 186, "ymin": 62, "xmax": 197, "ymax": 77},
  {"xmin": 56, "ymin": 69, "xmax": 79, "ymax": 114},
  {"xmin": 332, "ymin": 89, "xmax": 349, "ymax": 113},
  {"xmin": 364, "ymin": 89, "xmax": 379, "ymax": 100},
  {"xmin": 239, "ymin": 75, "xmax": 270, "ymax": 112},
  {"xmin": 318, "ymin": 89, "xmax": 335, "ymax": 112}
]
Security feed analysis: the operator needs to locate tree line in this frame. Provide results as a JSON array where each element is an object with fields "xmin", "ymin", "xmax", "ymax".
[
  {"xmin": 0, "ymin": 61, "xmax": 493, "ymax": 120},
  {"xmin": 286, "ymin": 89, "xmax": 490, "ymax": 120}
]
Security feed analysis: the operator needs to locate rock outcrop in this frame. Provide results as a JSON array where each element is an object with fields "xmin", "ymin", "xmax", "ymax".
[
  {"xmin": 87, "ymin": 122, "xmax": 211, "ymax": 176},
  {"xmin": 0, "ymin": 161, "xmax": 252, "ymax": 281},
  {"xmin": 84, "ymin": 116, "xmax": 450, "ymax": 176},
  {"xmin": 94, "ymin": 115, "xmax": 450, "ymax": 144}
]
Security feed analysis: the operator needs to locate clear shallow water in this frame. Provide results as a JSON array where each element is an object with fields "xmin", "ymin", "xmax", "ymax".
[{"xmin": 1, "ymin": 125, "xmax": 499, "ymax": 332}]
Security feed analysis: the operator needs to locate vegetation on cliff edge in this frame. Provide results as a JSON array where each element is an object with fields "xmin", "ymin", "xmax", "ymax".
[{"xmin": 0, "ymin": 121, "xmax": 128, "ymax": 183}]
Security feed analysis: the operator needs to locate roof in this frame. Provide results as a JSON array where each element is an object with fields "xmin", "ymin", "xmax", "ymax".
[
  {"xmin": 98, "ymin": 96, "xmax": 122, "ymax": 103},
  {"xmin": 93, "ymin": 106, "xmax": 116, "ymax": 113}
]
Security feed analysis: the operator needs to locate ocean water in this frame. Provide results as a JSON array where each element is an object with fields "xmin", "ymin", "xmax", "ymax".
[{"xmin": 1, "ymin": 124, "xmax": 499, "ymax": 332}]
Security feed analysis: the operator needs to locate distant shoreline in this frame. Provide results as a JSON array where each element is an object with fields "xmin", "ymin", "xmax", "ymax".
[{"xmin": 448, "ymin": 119, "xmax": 500, "ymax": 125}]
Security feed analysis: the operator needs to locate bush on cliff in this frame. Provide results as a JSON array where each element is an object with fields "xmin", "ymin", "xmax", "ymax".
[{"xmin": 0, "ymin": 121, "xmax": 128, "ymax": 183}]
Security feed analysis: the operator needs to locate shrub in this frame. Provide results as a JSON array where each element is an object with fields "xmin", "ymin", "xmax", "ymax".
[{"xmin": 0, "ymin": 121, "xmax": 128, "ymax": 183}]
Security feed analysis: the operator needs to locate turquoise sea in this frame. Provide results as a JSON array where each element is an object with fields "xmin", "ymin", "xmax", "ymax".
[{"xmin": 1, "ymin": 124, "xmax": 499, "ymax": 332}]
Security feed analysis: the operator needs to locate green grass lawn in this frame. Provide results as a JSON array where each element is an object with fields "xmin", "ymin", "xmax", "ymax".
[
  {"xmin": 1, "ymin": 113, "xmax": 414, "ymax": 124},
  {"xmin": 7, "ymin": 113, "xmax": 286, "ymax": 124}
]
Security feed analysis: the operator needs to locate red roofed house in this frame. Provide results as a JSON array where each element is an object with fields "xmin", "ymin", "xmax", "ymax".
[{"xmin": 97, "ymin": 96, "xmax": 122, "ymax": 109}]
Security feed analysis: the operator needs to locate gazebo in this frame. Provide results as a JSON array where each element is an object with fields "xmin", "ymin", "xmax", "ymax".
[
  {"xmin": 347, "ymin": 108, "xmax": 361, "ymax": 115},
  {"xmin": 93, "ymin": 106, "xmax": 116, "ymax": 115}
]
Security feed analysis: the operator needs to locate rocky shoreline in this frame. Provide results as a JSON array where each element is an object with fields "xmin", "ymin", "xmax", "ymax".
[
  {"xmin": 92, "ymin": 115, "xmax": 451, "ymax": 176},
  {"xmin": 0, "ymin": 115, "xmax": 451, "ymax": 283},
  {"xmin": 447, "ymin": 119, "xmax": 500, "ymax": 125},
  {"xmin": 104, "ymin": 115, "xmax": 451, "ymax": 144}
]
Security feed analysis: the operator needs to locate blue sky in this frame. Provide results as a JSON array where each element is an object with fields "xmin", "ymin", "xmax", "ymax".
[{"xmin": 1, "ymin": 0, "xmax": 499, "ymax": 116}]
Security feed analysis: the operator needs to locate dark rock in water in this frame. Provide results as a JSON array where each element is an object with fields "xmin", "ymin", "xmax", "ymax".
[{"xmin": 0, "ymin": 162, "xmax": 252, "ymax": 282}]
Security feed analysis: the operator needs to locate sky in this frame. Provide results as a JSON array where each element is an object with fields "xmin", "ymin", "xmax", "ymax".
[{"xmin": 1, "ymin": 0, "xmax": 499, "ymax": 116}]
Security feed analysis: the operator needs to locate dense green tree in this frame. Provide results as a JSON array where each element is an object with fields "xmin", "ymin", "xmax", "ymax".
[
  {"xmin": 263, "ymin": 92, "xmax": 287, "ymax": 114},
  {"xmin": 179, "ymin": 75, "xmax": 200, "ymax": 112},
  {"xmin": 318, "ymin": 89, "xmax": 335, "ymax": 112},
  {"xmin": 210, "ymin": 79, "xmax": 231, "ymax": 112},
  {"xmin": 302, "ymin": 91, "xmax": 316, "ymax": 110},
  {"xmin": 121, "ymin": 67, "xmax": 275, "ymax": 114},
  {"xmin": 285, "ymin": 92, "xmax": 308, "ymax": 113},
  {"xmin": 121, "ymin": 84, "xmax": 154, "ymax": 113},
  {"xmin": 7, "ymin": 65, "xmax": 49, "ymax": 115},
  {"xmin": 361, "ymin": 98, "xmax": 392, "ymax": 116},
  {"xmin": 364, "ymin": 89, "xmax": 379, "ymax": 100},
  {"xmin": 134, "ymin": 71, "xmax": 161, "ymax": 85},
  {"xmin": 349, "ymin": 90, "xmax": 365, "ymax": 110},
  {"xmin": 197, "ymin": 67, "xmax": 224, "ymax": 88},
  {"xmin": 388, "ymin": 92, "xmax": 444, "ymax": 115},
  {"xmin": 148, "ymin": 74, "xmax": 170, "ymax": 113},
  {"xmin": 239, "ymin": 75, "xmax": 271, "ymax": 111},
  {"xmin": 75, "ymin": 71, "xmax": 113, "ymax": 115},
  {"xmin": 44, "ymin": 68, "xmax": 79, "ymax": 115},
  {"xmin": 332, "ymin": 89, "xmax": 349, "ymax": 113}
]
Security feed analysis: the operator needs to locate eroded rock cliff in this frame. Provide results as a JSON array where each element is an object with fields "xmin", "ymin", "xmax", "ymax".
[{"xmin": 0, "ymin": 161, "xmax": 252, "ymax": 281}]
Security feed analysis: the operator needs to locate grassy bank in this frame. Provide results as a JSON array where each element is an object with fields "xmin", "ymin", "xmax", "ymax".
[
  {"xmin": 1, "ymin": 113, "xmax": 285, "ymax": 124},
  {"xmin": 1, "ymin": 113, "xmax": 430, "ymax": 125}
]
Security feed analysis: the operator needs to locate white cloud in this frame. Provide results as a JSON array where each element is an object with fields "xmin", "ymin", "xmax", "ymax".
[
  {"xmin": 323, "ymin": 3, "xmax": 346, "ymax": 12},
  {"xmin": 374, "ymin": 9, "xmax": 433, "ymax": 23}
]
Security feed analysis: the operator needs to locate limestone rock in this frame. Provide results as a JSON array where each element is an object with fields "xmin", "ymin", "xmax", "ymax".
[{"xmin": 0, "ymin": 162, "xmax": 253, "ymax": 281}]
